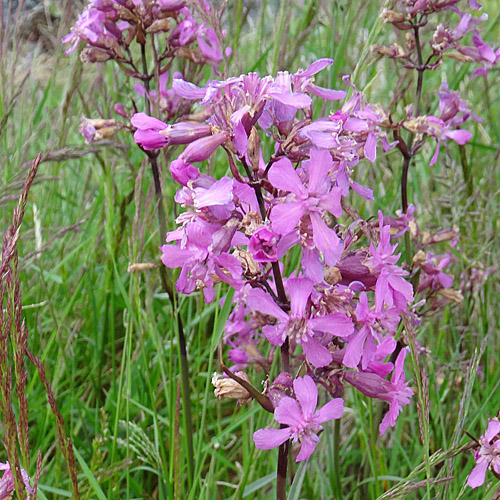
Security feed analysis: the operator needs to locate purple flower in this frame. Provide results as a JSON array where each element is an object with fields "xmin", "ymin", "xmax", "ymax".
[
  {"xmin": 247, "ymin": 277, "xmax": 353, "ymax": 367},
  {"xmin": 0, "ymin": 462, "xmax": 33, "ymax": 499},
  {"xmin": 269, "ymin": 150, "xmax": 343, "ymax": 269},
  {"xmin": 468, "ymin": 419, "xmax": 500, "ymax": 488},
  {"xmin": 248, "ymin": 226, "xmax": 278, "ymax": 262},
  {"xmin": 253, "ymin": 375, "xmax": 344, "ymax": 461},
  {"xmin": 131, "ymin": 113, "xmax": 169, "ymax": 150}
]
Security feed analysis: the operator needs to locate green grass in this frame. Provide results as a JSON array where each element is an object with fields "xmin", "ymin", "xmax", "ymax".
[{"xmin": 0, "ymin": 1, "xmax": 499, "ymax": 499}]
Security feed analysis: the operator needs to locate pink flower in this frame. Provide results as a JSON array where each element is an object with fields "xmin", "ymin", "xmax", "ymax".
[
  {"xmin": 0, "ymin": 461, "xmax": 33, "ymax": 499},
  {"xmin": 468, "ymin": 419, "xmax": 500, "ymax": 488},
  {"xmin": 253, "ymin": 375, "xmax": 344, "ymax": 461},
  {"xmin": 344, "ymin": 349, "xmax": 413, "ymax": 434},
  {"xmin": 248, "ymin": 226, "xmax": 278, "ymax": 262},
  {"xmin": 247, "ymin": 278, "xmax": 353, "ymax": 367},
  {"xmin": 269, "ymin": 150, "xmax": 343, "ymax": 268}
]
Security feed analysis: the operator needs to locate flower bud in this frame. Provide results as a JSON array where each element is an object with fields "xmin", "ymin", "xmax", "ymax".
[
  {"xmin": 249, "ymin": 226, "xmax": 278, "ymax": 262},
  {"xmin": 182, "ymin": 131, "xmax": 229, "ymax": 163},
  {"xmin": 159, "ymin": 122, "xmax": 212, "ymax": 145}
]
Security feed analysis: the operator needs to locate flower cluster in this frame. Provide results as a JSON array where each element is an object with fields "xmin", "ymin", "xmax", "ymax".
[
  {"xmin": 63, "ymin": 0, "xmax": 227, "ymax": 67},
  {"xmin": 378, "ymin": 0, "xmax": 499, "ymax": 76},
  {"xmin": 64, "ymin": 0, "xmax": 229, "ymax": 142},
  {"xmin": 371, "ymin": 0, "xmax": 497, "ymax": 166},
  {"xmin": 134, "ymin": 58, "xmax": 419, "ymax": 461}
]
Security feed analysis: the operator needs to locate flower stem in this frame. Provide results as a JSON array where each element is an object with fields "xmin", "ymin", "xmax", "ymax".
[
  {"xmin": 239, "ymin": 153, "xmax": 291, "ymax": 498},
  {"xmin": 140, "ymin": 44, "xmax": 194, "ymax": 483},
  {"xmin": 276, "ymin": 439, "xmax": 290, "ymax": 500}
]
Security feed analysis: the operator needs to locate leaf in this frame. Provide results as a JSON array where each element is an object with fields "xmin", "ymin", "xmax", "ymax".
[{"xmin": 287, "ymin": 460, "xmax": 309, "ymax": 500}]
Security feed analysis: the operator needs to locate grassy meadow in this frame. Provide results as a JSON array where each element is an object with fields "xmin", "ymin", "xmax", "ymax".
[{"xmin": 0, "ymin": 0, "xmax": 499, "ymax": 499}]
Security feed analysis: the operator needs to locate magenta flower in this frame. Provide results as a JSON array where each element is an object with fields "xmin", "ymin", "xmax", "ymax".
[
  {"xmin": 269, "ymin": 149, "xmax": 343, "ymax": 268},
  {"xmin": 468, "ymin": 419, "xmax": 500, "ymax": 488},
  {"xmin": 253, "ymin": 375, "xmax": 344, "ymax": 461},
  {"xmin": 344, "ymin": 349, "xmax": 413, "ymax": 434},
  {"xmin": 247, "ymin": 277, "xmax": 353, "ymax": 367},
  {"xmin": 131, "ymin": 113, "xmax": 169, "ymax": 150},
  {"xmin": 248, "ymin": 226, "xmax": 279, "ymax": 262},
  {"xmin": 0, "ymin": 462, "xmax": 33, "ymax": 499}
]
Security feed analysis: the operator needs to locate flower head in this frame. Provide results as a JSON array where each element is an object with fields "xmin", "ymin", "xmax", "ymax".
[
  {"xmin": 253, "ymin": 375, "xmax": 343, "ymax": 461},
  {"xmin": 468, "ymin": 418, "xmax": 500, "ymax": 488}
]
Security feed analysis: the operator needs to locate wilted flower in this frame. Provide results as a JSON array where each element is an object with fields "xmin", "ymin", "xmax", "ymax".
[{"xmin": 212, "ymin": 372, "xmax": 252, "ymax": 406}]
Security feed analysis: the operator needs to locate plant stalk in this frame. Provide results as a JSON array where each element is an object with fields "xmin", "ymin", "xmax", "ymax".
[{"xmin": 141, "ymin": 44, "xmax": 194, "ymax": 483}]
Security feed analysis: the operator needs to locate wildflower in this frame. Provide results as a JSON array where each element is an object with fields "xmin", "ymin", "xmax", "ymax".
[
  {"xmin": 344, "ymin": 349, "xmax": 413, "ymax": 434},
  {"xmin": 253, "ymin": 375, "xmax": 344, "ymax": 461},
  {"xmin": 247, "ymin": 278, "xmax": 353, "ymax": 367},
  {"xmin": 467, "ymin": 418, "xmax": 500, "ymax": 488},
  {"xmin": 0, "ymin": 462, "xmax": 33, "ymax": 499},
  {"xmin": 269, "ymin": 150, "xmax": 343, "ymax": 270},
  {"xmin": 248, "ymin": 226, "xmax": 279, "ymax": 262}
]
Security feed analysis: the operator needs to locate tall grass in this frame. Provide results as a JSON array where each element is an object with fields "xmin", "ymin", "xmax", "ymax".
[{"xmin": 0, "ymin": 1, "xmax": 498, "ymax": 499}]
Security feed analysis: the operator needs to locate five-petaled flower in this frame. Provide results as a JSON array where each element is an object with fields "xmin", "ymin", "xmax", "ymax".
[{"xmin": 253, "ymin": 375, "xmax": 344, "ymax": 461}]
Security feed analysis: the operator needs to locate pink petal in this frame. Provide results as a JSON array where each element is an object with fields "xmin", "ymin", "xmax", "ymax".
[
  {"xmin": 296, "ymin": 433, "xmax": 319, "ymax": 462},
  {"xmin": 445, "ymin": 129, "xmax": 472, "ymax": 145},
  {"xmin": 307, "ymin": 85, "xmax": 347, "ymax": 101},
  {"xmin": 247, "ymin": 288, "xmax": 289, "ymax": 323},
  {"xmin": 299, "ymin": 58, "xmax": 333, "ymax": 78},
  {"xmin": 301, "ymin": 335, "xmax": 332, "ymax": 368},
  {"xmin": 131, "ymin": 112, "xmax": 167, "ymax": 131},
  {"xmin": 342, "ymin": 327, "xmax": 368, "ymax": 368},
  {"xmin": 308, "ymin": 313, "xmax": 354, "ymax": 337},
  {"xmin": 293, "ymin": 376, "xmax": 318, "ymax": 420},
  {"xmin": 253, "ymin": 427, "xmax": 292, "ymax": 450},
  {"xmin": 485, "ymin": 420, "xmax": 500, "ymax": 443},
  {"xmin": 315, "ymin": 398, "xmax": 344, "ymax": 423},
  {"xmin": 287, "ymin": 278, "xmax": 313, "ymax": 318},
  {"xmin": 351, "ymin": 180, "xmax": 374, "ymax": 200},
  {"xmin": 430, "ymin": 139, "xmax": 440, "ymax": 166},
  {"xmin": 172, "ymin": 78, "xmax": 206, "ymax": 99},
  {"xmin": 268, "ymin": 158, "xmax": 307, "ymax": 197},
  {"xmin": 310, "ymin": 212, "xmax": 343, "ymax": 266},
  {"xmin": 275, "ymin": 397, "xmax": 304, "ymax": 427},
  {"xmin": 271, "ymin": 202, "xmax": 306, "ymax": 235},
  {"xmin": 302, "ymin": 247, "xmax": 324, "ymax": 283},
  {"xmin": 364, "ymin": 132, "xmax": 377, "ymax": 162},
  {"xmin": 269, "ymin": 91, "xmax": 312, "ymax": 108},
  {"xmin": 467, "ymin": 460, "xmax": 488, "ymax": 488},
  {"xmin": 308, "ymin": 148, "xmax": 333, "ymax": 193}
]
